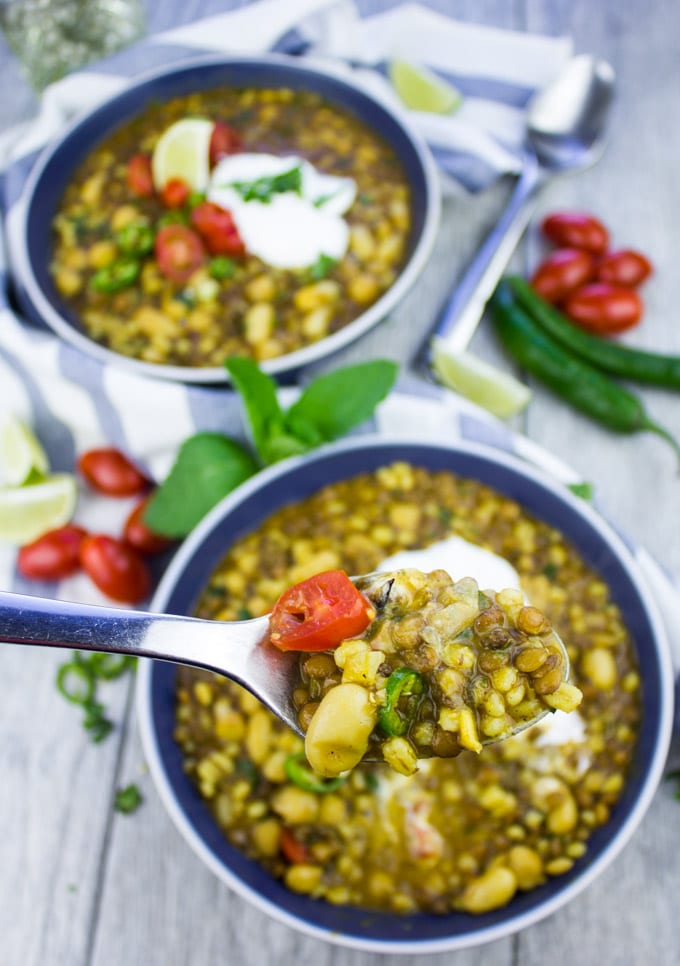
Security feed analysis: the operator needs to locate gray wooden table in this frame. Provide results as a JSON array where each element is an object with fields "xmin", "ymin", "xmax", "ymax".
[{"xmin": 1, "ymin": 2, "xmax": 679, "ymax": 964}]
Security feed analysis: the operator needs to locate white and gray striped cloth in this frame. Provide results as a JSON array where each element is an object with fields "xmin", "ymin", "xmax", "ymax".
[{"xmin": 0, "ymin": 0, "xmax": 677, "ymax": 671}]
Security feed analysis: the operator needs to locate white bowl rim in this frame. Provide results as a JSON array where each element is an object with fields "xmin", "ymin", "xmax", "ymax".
[
  {"xmin": 9, "ymin": 52, "xmax": 441, "ymax": 384},
  {"xmin": 136, "ymin": 433, "xmax": 674, "ymax": 953}
]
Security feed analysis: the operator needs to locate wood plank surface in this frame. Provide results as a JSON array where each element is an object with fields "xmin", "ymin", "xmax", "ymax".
[{"xmin": 0, "ymin": 1, "xmax": 678, "ymax": 965}]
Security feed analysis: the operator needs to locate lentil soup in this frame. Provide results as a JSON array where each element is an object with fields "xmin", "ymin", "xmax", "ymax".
[
  {"xmin": 50, "ymin": 88, "xmax": 412, "ymax": 368},
  {"xmin": 176, "ymin": 463, "xmax": 640, "ymax": 915}
]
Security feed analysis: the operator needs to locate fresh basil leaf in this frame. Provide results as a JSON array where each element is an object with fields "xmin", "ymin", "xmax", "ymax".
[
  {"xmin": 284, "ymin": 360, "xmax": 398, "ymax": 442},
  {"xmin": 144, "ymin": 433, "xmax": 258, "ymax": 537},
  {"xmin": 225, "ymin": 356, "xmax": 284, "ymax": 462},
  {"xmin": 260, "ymin": 431, "xmax": 309, "ymax": 465}
]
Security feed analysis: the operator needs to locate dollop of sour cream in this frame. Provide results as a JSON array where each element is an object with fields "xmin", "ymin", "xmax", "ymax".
[
  {"xmin": 379, "ymin": 535, "xmax": 522, "ymax": 593},
  {"xmin": 207, "ymin": 154, "xmax": 356, "ymax": 269}
]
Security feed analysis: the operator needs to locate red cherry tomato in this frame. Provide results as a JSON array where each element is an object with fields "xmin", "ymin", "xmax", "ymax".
[
  {"xmin": 209, "ymin": 121, "xmax": 243, "ymax": 166},
  {"xmin": 18, "ymin": 525, "xmax": 88, "ymax": 580},
  {"xmin": 541, "ymin": 212, "xmax": 609, "ymax": 254},
  {"xmin": 279, "ymin": 828, "xmax": 309, "ymax": 864},
  {"xmin": 530, "ymin": 248, "xmax": 595, "ymax": 303},
  {"xmin": 126, "ymin": 154, "xmax": 154, "ymax": 198},
  {"xmin": 269, "ymin": 570, "xmax": 375, "ymax": 652},
  {"xmin": 155, "ymin": 224, "xmax": 206, "ymax": 282},
  {"xmin": 161, "ymin": 177, "xmax": 190, "ymax": 209},
  {"xmin": 123, "ymin": 495, "xmax": 173, "ymax": 556},
  {"xmin": 80, "ymin": 535, "xmax": 151, "ymax": 604},
  {"xmin": 190, "ymin": 202, "xmax": 245, "ymax": 257},
  {"xmin": 595, "ymin": 249, "xmax": 654, "ymax": 288},
  {"xmin": 78, "ymin": 448, "xmax": 149, "ymax": 496},
  {"xmin": 563, "ymin": 283, "xmax": 643, "ymax": 334}
]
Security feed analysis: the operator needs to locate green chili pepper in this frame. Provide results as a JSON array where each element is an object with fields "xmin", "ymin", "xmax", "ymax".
[
  {"xmin": 116, "ymin": 221, "xmax": 155, "ymax": 257},
  {"xmin": 87, "ymin": 653, "xmax": 136, "ymax": 680},
  {"xmin": 284, "ymin": 753, "xmax": 347, "ymax": 793},
  {"xmin": 489, "ymin": 281, "xmax": 680, "ymax": 465},
  {"xmin": 507, "ymin": 275, "xmax": 680, "ymax": 390},
  {"xmin": 56, "ymin": 661, "xmax": 95, "ymax": 705},
  {"xmin": 91, "ymin": 258, "xmax": 141, "ymax": 294},
  {"xmin": 187, "ymin": 191, "xmax": 207, "ymax": 209},
  {"xmin": 208, "ymin": 256, "xmax": 235, "ymax": 280},
  {"xmin": 378, "ymin": 667, "xmax": 425, "ymax": 736}
]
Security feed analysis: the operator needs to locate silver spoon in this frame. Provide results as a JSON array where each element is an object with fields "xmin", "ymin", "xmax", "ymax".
[
  {"xmin": 0, "ymin": 587, "xmax": 570, "ymax": 745},
  {"xmin": 427, "ymin": 54, "xmax": 616, "ymax": 357}
]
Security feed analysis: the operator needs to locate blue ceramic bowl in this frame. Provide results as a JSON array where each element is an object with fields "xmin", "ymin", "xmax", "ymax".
[
  {"xmin": 9, "ymin": 54, "xmax": 440, "ymax": 384},
  {"xmin": 137, "ymin": 436, "xmax": 672, "ymax": 953}
]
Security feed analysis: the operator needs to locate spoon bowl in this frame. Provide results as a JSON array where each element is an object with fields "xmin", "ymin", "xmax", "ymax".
[
  {"xmin": 0, "ymin": 581, "xmax": 570, "ymax": 750},
  {"xmin": 429, "ymin": 54, "xmax": 616, "ymax": 354}
]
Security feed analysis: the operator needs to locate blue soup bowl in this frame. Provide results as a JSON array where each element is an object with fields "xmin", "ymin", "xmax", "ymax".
[
  {"xmin": 8, "ymin": 54, "xmax": 440, "ymax": 384},
  {"xmin": 137, "ymin": 436, "xmax": 672, "ymax": 953}
]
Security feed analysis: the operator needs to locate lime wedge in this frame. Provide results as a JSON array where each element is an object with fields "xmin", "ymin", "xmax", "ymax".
[
  {"xmin": 151, "ymin": 118, "xmax": 214, "ymax": 192},
  {"xmin": 0, "ymin": 474, "xmax": 77, "ymax": 545},
  {"xmin": 1, "ymin": 415, "xmax": 49, "ymax": 486},
  {"xmin": 388, "ymin": 60, "xmax": 463, "ymax": 115},
  {"xmin": 431, "ymin": 338, "xmax": 531, "ymax": 418}
]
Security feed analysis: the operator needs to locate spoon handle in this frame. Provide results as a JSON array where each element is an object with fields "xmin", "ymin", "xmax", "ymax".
[
  {"xmin": 427, "ymin": 153, "xmax": 543, "ymax": 356},
  {"xmin": 0, "ymin": 590, "xmax": 261, "ymax": 672}
]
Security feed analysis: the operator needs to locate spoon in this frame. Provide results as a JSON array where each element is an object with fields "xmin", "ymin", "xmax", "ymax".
[
  {"xmin": 427, "ymin": 54, "xmax": 616, "ymax": 357},
  {"xmin": 0, "ymin": 586, "xmax": 571, "ymax": 748}
]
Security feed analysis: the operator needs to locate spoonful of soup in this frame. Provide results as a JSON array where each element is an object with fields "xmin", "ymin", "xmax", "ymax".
[{"xmin": 0, "ymin": 569, "xmax": 580, "ymax": 776}]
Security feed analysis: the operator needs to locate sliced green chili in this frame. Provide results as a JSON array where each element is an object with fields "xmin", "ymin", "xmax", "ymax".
[
  {"xmin": 56, "ymin": 661, "xmax": 95, "ymax": 705},
  {"xmin": 87, "ymin": 653, "xmax": 136, "ymax": 680},
  {"xmin": 208, "ymin": 255, "xmax": 235, "ymax": 280},
  {"xmin": 91, "ymin": 258, "xmax": 141, "ymax": 294},
  {"xmin": 82, "ymin": 700, "xmax": 113, "ymax": 743},
  {"xmin": 116, "ymin": 221, "xmax": 155, "ymax": 257},
  {"xmin": 378, "ymin": 667, "xmax": 425, "ymax": 736},
  {"xmin": 284, "ymin": 753, "xmax": 347, "ymax": 793}
]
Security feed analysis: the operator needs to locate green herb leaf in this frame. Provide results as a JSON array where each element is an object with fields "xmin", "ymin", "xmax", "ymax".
[
  {"xmin": 225, "ymin": 357, "xmax": 285, "ymax": 461},
  {"xmin": 114, "ymin": 784, "xmax": 143, "ymax": 814},
  {"xmin": 209, "ymin": 256, "xmax": 235, "ymax": 280},
  {"xmin": 144, "ymin": 433, "xmax": 258, "ymax": 537},
  {"xmin": 284, "ymin": 360, "xmax": 398, "ymax": 443},
  {"xmin": 228, "ymin": 165, "xmax": 302, "ymax": 204},
  {"xmin": 307, "ymin": 253, "xmax": 336, "ymax": 281},
  {"xmin": 568, "ymin": 482, "xmax": 594, "ymax": 501}
]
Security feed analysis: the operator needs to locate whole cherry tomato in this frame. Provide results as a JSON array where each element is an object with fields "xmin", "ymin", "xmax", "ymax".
[
  {"xmin": 80, "ymin": 535, "xmax": 151, "ymax": 604},
  {"xmin": 596, "ymin": 249, "xmax": 654, "ymax": 288},
  {"xmin": 126, "ymin": 154, "xmax": 154, "ymax": 198},
  {"xmin": 161, "ymin": 177, "xmax": 190, "ymax": 209},
  {"xmin": 154, "ymin": 224, "xmax": 206, "ymax": 283},
  {"xmin": 78, "ymin": 448, "xmax": 149, "ymax": 497},
  {"xmin": 530, "ymin": 248, "xmax": 594, "ymax": 303},
  {"xmin": 563, "ymin": 283, "xmax": 643, "ymax": 334},
  {"xmin": 209, "ymin": 121, "xmax": 243, "ymax": 166},
  {"xmin": 541, "ymin": 212, "xmax": 609, "ymax": 254},
  {"xmin": 123, "ymin": 495, "xmax": 173, "ymax": 556},
  {"xmin": 18, "ymin": 525, "xmax": 88, "ymax": 581},
  {"xmin": 190, "ymin": 202, "xmax": 245, "ymax": 257},
  {"xmin": 269, "ymin": 570, "xmax": 375, "ymax": 652}
]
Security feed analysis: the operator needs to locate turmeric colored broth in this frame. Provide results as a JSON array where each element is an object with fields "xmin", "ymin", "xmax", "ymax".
[
  {"xmin": 50, "ymin": 88, "xmax": 411, "ymax": 368},
  {"xmin": 176, "ymin": 463, "xmax": 640, "ymax": 915}
]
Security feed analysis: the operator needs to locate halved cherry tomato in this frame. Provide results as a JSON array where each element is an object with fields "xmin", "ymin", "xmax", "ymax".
[
  {"xmin": 279, "ymin": 828, "xmax": 309, "ymax": 864},
  {"xmin": 269, "ymin": 570, "xmax": 375, "ymax": 652},
  {"xmin": 78, "ymin": 448, "xmax": 149, "ymax": 496},
  {"xmin": 155, "ymin": 224, "xmax": 206, "ymax": 282},
  {"xmin": 563, "ymin": 283, "xmax": 643, "ymax": 334},
  {"xmin": 209, "ymin": 121, "xmax": 243, "ymax": 166},
  {"xmin": 596, "ymin": 249, "xmax": 653, "ymax": 288},
  {"xmin": 126, "ymin": 154, "xmax": 154, "ymax": 198},
  {"xmin": 18, "ymin": 525, "xmax": 88, "ymax": 580},
  {"xmin": 190, "ymin": 202, "xmax": 245, "ymax": 257},
  {"xmin": 123, "ymin": 495, "xmax": 173, "ymax": 556},
  {"xmin": 80, "ymin": 535, "xmax": 151, "ymax": 604},
  {"xmin": 541, "ymin": 212, "xmax": 609, "ymax": 254},
  {"xmin": 161, "ymin": 177, "xmax": 190, "ymax": 209},
  {"xmin": 530, "ymin": 248, "xmax": 594, "ymax": 303}
]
